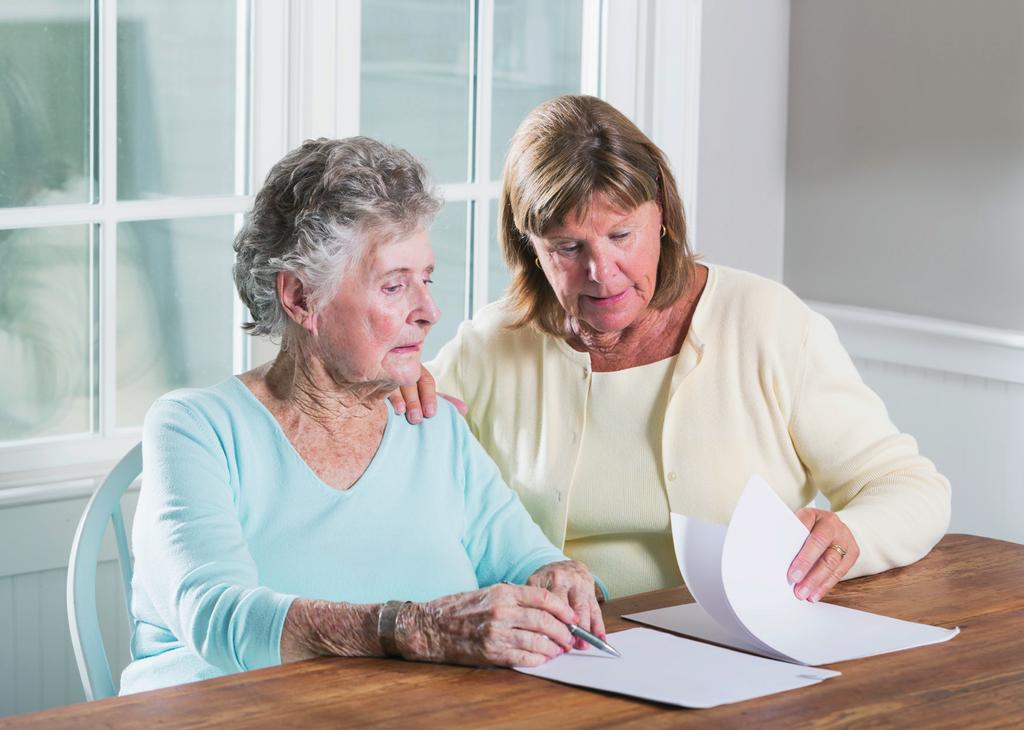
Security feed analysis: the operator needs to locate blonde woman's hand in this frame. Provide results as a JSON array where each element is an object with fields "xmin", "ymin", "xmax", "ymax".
[
  {"xmin": 387, "ymin": 364, "xmax": 467, "ymax": 424},
  {"xmin": 527, "ymin": 560, "xmax": 606, "ymax": 651},
  {"xmin": 788, "ymin": 508, "xmax": 861, "ymax": 602},
  {"xmin": 400, "ymin": 583, "xmax": 575, "ymax": 667}
]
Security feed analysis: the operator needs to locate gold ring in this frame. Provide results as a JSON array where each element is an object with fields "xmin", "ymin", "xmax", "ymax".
[{"xmin": 829, "ymin": 544, "xmax": 848, "ymax": 559}]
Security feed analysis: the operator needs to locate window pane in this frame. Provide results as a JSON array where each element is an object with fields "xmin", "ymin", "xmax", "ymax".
[
  {"xmin": 0, "ymin": 225, "xmax": 93, "ymax": 440},
  {"xmin": 117, "ymin": 0, "xmax": 239, "ymax": 199},
  {"xmin": 0, "ymin": 1, "xmax": 91, "ymax": 208},
  {"xmin": 491, "ymin": 0, "xmax": 583, "ymax": 179},
  {"xmin": 487, "ymin": 200, "xmax": 511, "ymax": 302},
  {"xmin": 361, "ymin": 0, "xmax": 471, "ymax": 184},
  {"xmin": 424, "ymin": 202, "xmax": 467, "ymax": 359},
  {"xmin": 117, "ymin": 216, "xmax": 236, "ymax": 426}
]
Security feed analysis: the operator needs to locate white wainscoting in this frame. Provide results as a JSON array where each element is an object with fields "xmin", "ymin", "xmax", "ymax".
[
  {"xmin": 0, "ymin": 491, "xmax": 137, "ymax": 718},
  {"xmin": 811, "ymin": 301, "xmax": 1024, "ymax": 545}
]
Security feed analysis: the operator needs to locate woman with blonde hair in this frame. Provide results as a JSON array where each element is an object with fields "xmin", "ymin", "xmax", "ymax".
[{"xmin": 397, "ymin": 95, "xmax": 951, "ymax": 601}]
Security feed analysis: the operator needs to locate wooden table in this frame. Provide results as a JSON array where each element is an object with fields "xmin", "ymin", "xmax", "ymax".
[{"xmin": 3, "ymin": 534, "xmax": 1022, "ymax": 728}]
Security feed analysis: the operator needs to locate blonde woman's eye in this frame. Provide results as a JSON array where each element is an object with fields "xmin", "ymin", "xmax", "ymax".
[
  {"xmin": 557, "ymin": 244, "xmax": 581, "ymax": 257},
  {"xmin": 424, "ymin": 278, "xmax": 435, "ymax": 285},
  {"xmin": 383, "ymin": 284, "xmax": 404, "ymax": 294},
  {"xmin": 611, "ymin": 232, "xmax": 630, "ymax": 241}
]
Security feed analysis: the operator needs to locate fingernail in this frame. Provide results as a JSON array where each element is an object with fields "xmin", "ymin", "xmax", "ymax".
[
  {"xmin": 797, "ymin": 586, "xmax": 810, "ymax": 599},
  {"xmin": 395, "ymin": 403, "xmax": 406, "ymax": 414},
  {"xmin": 790, "ymin": 569, "xmax": 803, "ymax": 582},
  {"xmin": 424, "ymin": 403, "xmax": 435, "ymax": 417},
  {"xmin": 409, "ymin": 407, "xmax": 421, "ymax": 422},
  {"xmin": 811, "ymin": 591, "xmax": 822, "ymax": 603}
]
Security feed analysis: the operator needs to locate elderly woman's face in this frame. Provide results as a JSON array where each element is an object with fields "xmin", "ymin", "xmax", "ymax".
[
  {"xmin": 532, "ymin": 195, "xmax": 662, "ymax": 335},
  {"xmin": 316, "ymin": 228, "xmax": 439, "ymax": 387}
]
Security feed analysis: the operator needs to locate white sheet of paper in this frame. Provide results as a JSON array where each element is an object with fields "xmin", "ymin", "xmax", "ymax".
[
  {"xmin": 626, "ymin": 475, "xmax": 959, "ymax": 665},
  {"xmin": 514, "ymin": 628, "xmax": 839, "ymax": 709},
  {"xmin": 669, "ymin": 512, "xmax": 792, "ymax": 662}
]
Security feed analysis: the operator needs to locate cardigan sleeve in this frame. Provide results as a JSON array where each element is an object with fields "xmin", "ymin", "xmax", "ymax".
[
  {"xmin": 133, "ymin": 398, "xmax": 297, "ymax": 673},
  {"xmin": 788, "ymin": 311, "xmax": 951, "ymax": 578}
]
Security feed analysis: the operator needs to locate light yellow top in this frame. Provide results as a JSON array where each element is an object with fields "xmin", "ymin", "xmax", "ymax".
[
  {"xmin": 428, "ymin": 264, "xmax": 951, "ymax": 588},
  {"xmin": 564, "ymin": 355, "xmax": 681, "ymax": 597}
]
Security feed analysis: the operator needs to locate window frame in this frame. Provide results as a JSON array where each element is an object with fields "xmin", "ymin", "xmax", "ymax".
[
  {"xmin": 0, "ymin": 0, "xmax": 285, "ymax": 492},
  {"xmin": 0, "ymin": 0, "xmax": 702, "ymax": 498}
]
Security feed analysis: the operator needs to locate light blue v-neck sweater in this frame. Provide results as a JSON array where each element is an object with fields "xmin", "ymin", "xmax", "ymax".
[{"xmin": 120, "ymin": 377, "xmax": 567, "ymax": 694}]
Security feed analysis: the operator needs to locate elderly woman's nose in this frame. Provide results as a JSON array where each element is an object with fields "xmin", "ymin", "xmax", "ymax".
[{"xmin": 413, "ymin": 286, "xmax": 441, "ymax": 325}]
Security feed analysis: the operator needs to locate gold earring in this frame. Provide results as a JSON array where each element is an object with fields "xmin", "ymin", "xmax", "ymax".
[
  {"xmin": 535, "ymin": 257, "xmax": 542, "ymax": 269},
  {"xmin": 660, "ymin": 225, "xmax": 667, "ymax": 239}
]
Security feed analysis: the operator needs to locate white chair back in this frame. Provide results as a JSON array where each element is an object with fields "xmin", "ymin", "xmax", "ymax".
[{"xmin": 66, "ymin": 442, "xmax": 141, "ymax": 700}]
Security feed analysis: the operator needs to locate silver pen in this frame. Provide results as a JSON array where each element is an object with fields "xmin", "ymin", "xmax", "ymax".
[
  {"xmin": 568, "ymin": 623, "xmax": 622, "ymax": 657},
  {"xmin": 499, "ymin": 581, "xmax": 621, "ymax": 657}
]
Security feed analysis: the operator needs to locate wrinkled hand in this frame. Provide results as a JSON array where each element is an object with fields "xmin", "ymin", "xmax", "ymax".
[
  {"xmin": 387, "ymin": 364, "xmax": 467, "ymax": 424},
  {"xmin": 788, "ymin": 508, "xmax": 860, "ymax": 602},
  {"xmin": 402, "ymin": 583, "xmax": 575, "ymax": 668},
  {"xmin": 527, "ymin": 560, "xmax": 606, "ymax": 651}
]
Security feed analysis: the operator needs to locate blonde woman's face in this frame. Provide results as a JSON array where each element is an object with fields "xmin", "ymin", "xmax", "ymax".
[{"xmin": 531, "ymin": 195, "xmax": 662, "ymax": 335}]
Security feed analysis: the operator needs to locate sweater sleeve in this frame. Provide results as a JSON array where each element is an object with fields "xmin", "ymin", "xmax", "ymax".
[
  {"xmin": 453, "ymin": 408, "xmax": 568, "ymax": 586},
  {"xmin": 133, "ymin": 398, "xmax": 297, "ymax": 673},
  {"xmin": 788, "ymin": 312, "xmax": 951, "ymax": 578}
]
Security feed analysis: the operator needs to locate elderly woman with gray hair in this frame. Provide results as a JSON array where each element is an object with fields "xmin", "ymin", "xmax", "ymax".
[{"xmin": 119, "ymin": 137, "xmax": 604, "ymax": 694}]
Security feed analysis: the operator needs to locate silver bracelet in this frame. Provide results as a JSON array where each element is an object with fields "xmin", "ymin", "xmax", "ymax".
[{"xmin": 377, "ymin": 600, "xmax": 410, "ymax": 658}]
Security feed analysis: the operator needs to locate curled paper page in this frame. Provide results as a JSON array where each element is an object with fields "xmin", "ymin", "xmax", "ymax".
[{"xmin": 627, "ymin": 475, "xmax": 959, "ymax": 665}]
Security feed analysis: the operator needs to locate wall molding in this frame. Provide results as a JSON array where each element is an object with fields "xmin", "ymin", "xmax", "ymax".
[{"xmin": 809, "ymin": 300, "xmax": 1024, "ymax": 385}]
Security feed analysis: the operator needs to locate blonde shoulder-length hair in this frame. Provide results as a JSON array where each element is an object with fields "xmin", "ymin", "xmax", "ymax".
[{"xmin": 499, "ymin": 95, "xmax": 696, "ymax": 338}]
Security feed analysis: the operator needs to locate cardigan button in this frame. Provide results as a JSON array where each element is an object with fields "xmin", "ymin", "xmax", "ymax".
[{"xmin": 667, "ymin": 471, "xmax": 677, "ymax": 481}]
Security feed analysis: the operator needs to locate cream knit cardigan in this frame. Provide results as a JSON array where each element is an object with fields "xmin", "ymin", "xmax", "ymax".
[{"xmin": 429, "ymin": 264, "xmax": 951, "ymax": 580}]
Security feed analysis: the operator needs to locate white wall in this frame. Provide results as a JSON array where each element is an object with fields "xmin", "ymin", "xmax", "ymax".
[
  {"xmin": 785, "ymin": 0, "xmax": 1024, "ymax": 330},
  {"xmin": 691, "ymin": 0, "xmax": 791, "ymax": 281},
  {"xmin": 786, "ymin": 0, "xmax": 1024, "ymax": 546},
  {"xmin": 0, "ymin": 492, "xmax": 137, "ymax": 717}
]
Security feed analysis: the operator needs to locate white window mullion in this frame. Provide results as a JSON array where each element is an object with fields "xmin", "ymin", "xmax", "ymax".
[
  {"xmin": 649, "ymin": 0, "xmax": 702, "ymax": 245},
  {"xmin": 438, "ymin": 181, "xmax": 501, "ymax": 203},
  {"xmin": 335, "ymin": 0, "xmax": 361, "ymax": 137},
  {"xmin": 250, "ymin": 0, "xmax": 291, "ymax": 187},
  {"xmin": 581, "ymin": 0, "xmax": 603, "ymax": 96},
  {"xmin": 99, "ymin": 0, "xmax": 119, "ymax": 438},
  {"xmin": 470, "ymin": 0, "xmax": 495, "ymax": 314},
  {"xmin": 233, "ymin": 0, "xmax": 250, "ymax": 374},
  {"xmin": 235, "ymin": 0, "xmax": 252, "ymax": 198},
  {"xmin": 600, "ymin": 0, "xmax": 644, "ymax": 127},
  {"xmin": 232, "ymin": 211, "xmax": 248, "ymax": 374}
]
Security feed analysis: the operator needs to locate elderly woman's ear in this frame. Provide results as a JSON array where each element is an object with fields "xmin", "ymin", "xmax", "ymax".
[{"xmin": 276, "ymin": 270, "xmax": 319, "ymax": 336}]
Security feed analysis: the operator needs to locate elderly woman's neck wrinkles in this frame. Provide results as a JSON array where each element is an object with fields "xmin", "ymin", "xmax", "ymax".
[{"xmin": 268, "ymin": 346, "xmax": 388, "ymax": 431}]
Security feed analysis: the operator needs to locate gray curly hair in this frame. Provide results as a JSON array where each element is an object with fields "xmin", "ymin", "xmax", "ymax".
[{"xmin": 233, "ymin": 137, "xmax": 442, "ymax": 341}]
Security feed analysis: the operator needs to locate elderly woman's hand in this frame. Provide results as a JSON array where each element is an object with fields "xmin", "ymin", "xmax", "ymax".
[
  {"xmin": 402, "ymin": 583, "xmax": 576, "ymax": 667},
  {"xmin": 527, "ymin": 560, "xmax": 606, "ymax": 650},
  {"xmin": 788, "ymin": 508, "xmax": 861, "ymax": 601}
]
